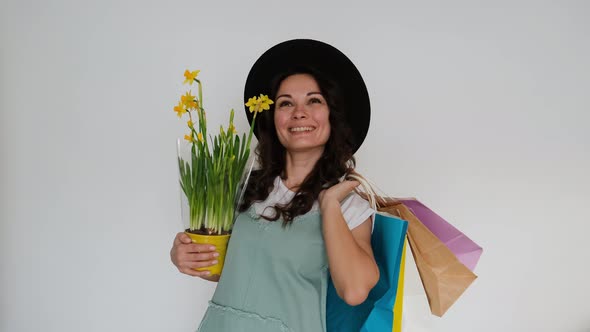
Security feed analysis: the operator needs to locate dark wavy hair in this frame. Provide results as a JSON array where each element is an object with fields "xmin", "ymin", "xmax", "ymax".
[{"xmin": 239, "ymin": 66, "xmax": 356, "ymax": 225}]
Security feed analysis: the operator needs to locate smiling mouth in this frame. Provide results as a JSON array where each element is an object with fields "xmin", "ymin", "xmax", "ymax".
[{"xmin": 289, "ymin": 126, "xmax": 315, "ymax": 133}]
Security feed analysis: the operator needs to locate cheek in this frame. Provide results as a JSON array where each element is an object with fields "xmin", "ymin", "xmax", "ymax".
[
  {"xmin": 324, "ymin": 123, "xmax": 331, "ymax": 140},
  {"xmin": 316, "ymin": 112, "xmax": 331, "ymax": 141},
  {"xmin": 317, "ymin": 111, "xmax": 331, "ymax": 130},
  {"xmin": 274, "ymin": 112, "xmax": 288, "ymax": 130},
  {"xmin": 273, "ymin": 113, "xmax": 289, "ymax": 145}
]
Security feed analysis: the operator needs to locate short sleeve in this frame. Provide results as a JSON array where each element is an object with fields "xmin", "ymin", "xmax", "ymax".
[{"xmin": 341, "ymin": 192, "xmax": 375, "ymax": 231}]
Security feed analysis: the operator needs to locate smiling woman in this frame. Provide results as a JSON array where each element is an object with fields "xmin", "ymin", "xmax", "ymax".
[
  {"xmin": 274, "ymin": 74, "xmax": 331, "ymax": 156},
  {"xmin": 170, "ymin": 39, "xmax": 376, "ymax": 332},
  {"xmin": 241, "ymin": 65, "xmax": 359, "ymax": 223}
]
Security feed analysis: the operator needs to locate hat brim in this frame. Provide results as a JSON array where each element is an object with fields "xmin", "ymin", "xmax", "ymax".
[{"xmin": 244, "ymin": 39, "xmax": 370, "ymax": 154}]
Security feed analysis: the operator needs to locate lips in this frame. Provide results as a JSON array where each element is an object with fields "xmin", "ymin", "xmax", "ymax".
[{"xmin": 289, "ymin": 126, "xmax": 315, "ymax": 132}]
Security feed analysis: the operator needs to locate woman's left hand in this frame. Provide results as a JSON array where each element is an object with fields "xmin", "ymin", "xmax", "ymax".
[{"xmin": 319, "ymin": 180, "xmax": 360, "ymax": 207}]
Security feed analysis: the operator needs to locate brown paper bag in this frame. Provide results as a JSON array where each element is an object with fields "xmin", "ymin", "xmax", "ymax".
[{"xmin": 378, "ymin": 201, "xmax": 477, "ymax": 317}]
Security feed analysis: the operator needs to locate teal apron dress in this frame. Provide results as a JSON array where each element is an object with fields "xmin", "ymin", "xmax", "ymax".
[{"xmin": 197, "ymin": 207, "xmax": 328, "ymax": 332}]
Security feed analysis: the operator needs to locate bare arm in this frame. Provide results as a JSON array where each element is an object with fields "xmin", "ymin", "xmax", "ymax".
[{"xmin": 320, "ymin": 181, "xmax": 379, "ymax": 306}]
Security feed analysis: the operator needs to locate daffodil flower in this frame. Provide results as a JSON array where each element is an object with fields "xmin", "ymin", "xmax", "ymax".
[
  {"xmin": 244, "ymin": 95, "xmax": 274, "ymax": 113},
  {"xmin": 228, "ymin": 123, "xmax": 237, "ymax": 134},
  {"xmin": 174, "ymin": 101, "xmax": 187, "ymax": 118},
  {"xmin": 184, "ymin": 134, "xmax": 194, "ymax": 142},
  {"xmin": 183, "ymin": 70, "xmax": 200, "ymax": 85},
  {"xmin": 258, "ymin": 94, "xmax": 274, "ymax": 111},
  {"xmin": 181, "ymin": 91, "xmax": 198, "ymax": 109},
  {"xmin": 245, "ymin": 96, "xmax": 259, "ymax": 113},
  {"xmin": 187, "ymin": 120, "xmax": 194, "ymax": 128},
  {"xmin": 197, "ymin": 132, "xmax": 204, "ymax": 142}
]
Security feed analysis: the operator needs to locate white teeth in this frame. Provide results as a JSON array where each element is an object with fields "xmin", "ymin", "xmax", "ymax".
[{"xmin": 290, "ymin": 127, "xmax": 314, "ymax": 132}]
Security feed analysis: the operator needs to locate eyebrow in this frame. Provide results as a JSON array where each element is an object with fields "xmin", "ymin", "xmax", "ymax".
[{"xmin": 275, "ymin": 92, "xmax": 323, "ymax": 99}]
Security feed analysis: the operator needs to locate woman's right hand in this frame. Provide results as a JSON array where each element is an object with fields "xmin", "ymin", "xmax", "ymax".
[{"xmin": 170, "ymin": 232, "xmax": 220, "ymax": 281}]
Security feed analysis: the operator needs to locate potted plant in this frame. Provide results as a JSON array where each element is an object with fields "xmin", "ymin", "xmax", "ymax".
[{"xmin": 174, "ymin": 69, "xmax": 271, "ymax": 276}]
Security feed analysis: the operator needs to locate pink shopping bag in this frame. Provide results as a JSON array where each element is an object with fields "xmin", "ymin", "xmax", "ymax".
[{"xmin": 398, "ymin": 199, "xmax": 482, "ymax": 271}]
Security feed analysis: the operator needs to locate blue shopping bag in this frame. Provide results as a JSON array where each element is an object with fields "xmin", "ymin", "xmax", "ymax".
[{"xmin": 327, "ymin": 212, "xmax": 408, "ymax": 332}]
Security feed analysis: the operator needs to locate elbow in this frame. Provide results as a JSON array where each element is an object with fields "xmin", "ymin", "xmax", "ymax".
[
  {"xmin": 342, "ymin": 289, "xmax": 369, "ymax": 306},
  {"xmin": 340, "ymin": 267, "xmax": 380, "ymax": 306}
]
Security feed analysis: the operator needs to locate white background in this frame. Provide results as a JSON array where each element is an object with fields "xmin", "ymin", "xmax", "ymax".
[{"xmin": 1, "ymin": 1, "xmax": 589, "ymax": 331}]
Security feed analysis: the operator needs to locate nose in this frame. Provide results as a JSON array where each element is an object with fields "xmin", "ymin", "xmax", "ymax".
[{"xmin": 292, "ymin": 104, "xmax": 307, "ymax": 119}]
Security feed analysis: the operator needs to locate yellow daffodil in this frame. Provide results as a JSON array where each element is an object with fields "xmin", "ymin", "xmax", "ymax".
[
  {"xmin": 245, "ymin": 96, "xmax": 258, "ymax": 113},
  {"xmin": 244, "ymin": 95, "xmax": 274, "ymax": 113},
  {"xmin": 184, "ymin": 134, "xmax": 194, "ymax": 142},
  {"xmin": 228, "ymin": 123, "xmax": 237, "ymax": 134},
  {"xmin": 187, "ymin": 120, "xmax": 194, "ymax": 128},
  {"xmin": 181, "ymin": 91, "xmax": 198, "ymax": 109},
  {"xmin": 174, "ymin": 101, "xmax": 187, "ymax": 118},
  {"xmin": 197, "ymin": 132, "xmax": 204, "ymax": 142},
  {"xmin": 258, "ymin": 94, "xmax": 274, "ymax": 111},
  {"xmin": 183, "ymin": 70, "xmax": 200, "ymax": 85}
]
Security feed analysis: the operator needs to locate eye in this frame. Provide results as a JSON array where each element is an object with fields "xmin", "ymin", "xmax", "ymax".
[
  {"xmin": 278, "ymin": 100, "xmax": 292, "ymax": 108},
  {"xmin": 309, "ymin": 97, "xmax": 323, "ymax": 104}
]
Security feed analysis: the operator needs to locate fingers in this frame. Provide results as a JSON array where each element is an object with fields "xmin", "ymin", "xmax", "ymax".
[
  {"xmin": 183, "ymin": 259, "xmax": 219, "ymax": 270},
  {"xmin": 333, "ymin": 180, "xmax": 360, "ymax": 193},
  {"xmin": 344, "ymin": 180, "xmax": 360, "ymax": 190},
  {"xmin": 174, "ymin": 232, "xmax": 193, "ymax": 246},
  {"xmin": 322, "ymin": 180, "xmax": 361, "ymax": 203},
  {"xmin": 174, "ymin": 233, "xmax": 216, "ymax": 252},
  {"xmin": 179, "ymin": 266, "xmax": 215, "ymax": 278},
  {"xmin": 185, "ymin": 243, "xmax": 216, "ymax": 253},
  {"xmin": 172, "ymin": 243, "xmax": 217, "ymax": 264},
  {"xmin": 182, "ymin": 269, "xmax": 209, "ymax": 277},
  {"xmin": 177, "ymin": 259, "xmax": 219, "ymax": 277},
  {"xmin": 180, "ymin": 233, "xmax": 192, "ymax": 244},
  {"xmin": 185, "ymin": 251, "xmax": 220, "ymax": 262}
]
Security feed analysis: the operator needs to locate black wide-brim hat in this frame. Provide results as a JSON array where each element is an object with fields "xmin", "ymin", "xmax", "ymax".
[{"xmin": 244, "ymin": 39, "xmax": 370, "ymax": 154}]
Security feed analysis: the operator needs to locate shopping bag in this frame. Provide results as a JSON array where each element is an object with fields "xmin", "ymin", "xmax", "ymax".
[
  {"xmin": 392, "ymin": 239, "xmax": 406, "ymax": 332},
  {"xmin": 361, "ymin": 237, "xmax": 407, "ymax": 332},
  {"xmin": 326, "ymin": 212, "xmax": 408, "ymax": 332},
  {"xmin": 381, "ymin": 202, "xmax": 477, "ymax": 317},
  {"xmin": 400, "ymin": 240, "xmax": 440, "ymax": 332},
  {"xmin": 398, "ymin": 198, "xmax": 483, "ymax": 271}
]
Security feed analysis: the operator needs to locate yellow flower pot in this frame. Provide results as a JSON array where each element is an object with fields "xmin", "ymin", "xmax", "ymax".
[{"xmin": 185, "ymin": 232, "xmax": 231, "ymax": 276}]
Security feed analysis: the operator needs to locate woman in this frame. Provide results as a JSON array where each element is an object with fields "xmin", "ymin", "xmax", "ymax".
[{"xmin": 170, "ymin": 39, "xmax": 377, "ymax": 332}]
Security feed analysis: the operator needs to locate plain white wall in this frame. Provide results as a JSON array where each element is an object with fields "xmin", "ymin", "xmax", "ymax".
[{"xmin": 1, "ymin": 1, "xmax": 589, "ymax": 331}]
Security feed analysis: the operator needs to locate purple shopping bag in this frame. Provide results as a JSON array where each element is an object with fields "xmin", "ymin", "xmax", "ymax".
[{"xmin": 398, "ymin": 198, "xmax": 482, "ymax": 271}]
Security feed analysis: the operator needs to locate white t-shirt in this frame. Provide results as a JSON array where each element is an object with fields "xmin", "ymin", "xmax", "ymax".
[{"xmin": 251, "ymin": 177, "xmax": 375, "ymax": 230}]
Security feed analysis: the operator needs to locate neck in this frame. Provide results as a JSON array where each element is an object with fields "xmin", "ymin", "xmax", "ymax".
[{"xmin": 283, "ymin": 148, "xmax": 324, "ymax": 190}]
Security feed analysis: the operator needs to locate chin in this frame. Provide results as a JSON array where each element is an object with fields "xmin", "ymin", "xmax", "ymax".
[{"xmin": 284, "ymin": 143, "xmax": 326, "ymax": 154}]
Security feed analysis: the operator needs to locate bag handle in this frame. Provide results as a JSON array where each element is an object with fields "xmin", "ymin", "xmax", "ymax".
[
  {"xmin": 346, "ymin": 172, "xmax": 384, "ymax": 210},
  {"xmin": 347, "ymin": 173, "xmax": 375, "ymax": 209},
  {"xmin": 346, "ymin": 172, "xmax": 404, "ymax": 215}
]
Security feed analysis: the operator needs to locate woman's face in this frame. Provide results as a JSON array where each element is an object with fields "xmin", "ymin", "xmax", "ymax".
[{"xmin": 274, "ymin": 74, "xmax": 331, "ymax": 154}]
